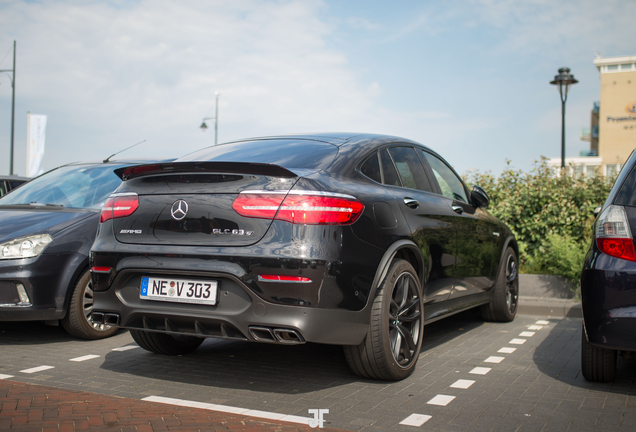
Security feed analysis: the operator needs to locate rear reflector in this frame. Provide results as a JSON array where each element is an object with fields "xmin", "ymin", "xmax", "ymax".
[
  {"xmin": 596, "ymin": 205, "xmax": 636, "ymax": 262},
  {"xmin": 258, "ymin": 275, "xmax": 312, "ymax": 283},
  {"xmin": 100, "ymin": 194, "xmax": 139, "ymax": 223},
  {"xmin": 233, "ymin": 191, "xmax": 364, "ymax": 225},
  {"xmin": 91, "ymin": 266, "xmax": 112, "ymax": 273}
]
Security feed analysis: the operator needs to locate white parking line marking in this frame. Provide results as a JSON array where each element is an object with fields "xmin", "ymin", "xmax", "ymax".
[
  {"xmin": 528, "ymin": 325, "xmax": 543, "ymax": 330},
  {"xmin": 484, "ymin": 356, "xmax": 505, "ymax": 363},
  {"xmin": 498, "ymin": 347, "xmax": 517, "ymax": 354},
  {"xmin": 70, "ymin": 355, "xmax": 100, "ymax": 362},
  {"xmin": 509, "ymin": 338, "xmax": 526, "ymax": 345},
  {"xmin": 142, "ymin": 396, "xmax": 312, "ymax": 425},
  {"xmin": 536, "ymin": 320, "xmax": 550, "ymax": 325},
  {"xmin": 112, "ymin": 346, "xmax": 139, "ymax": 352},
  {"xmin": 519, "ymin": 331, "xmax": 535, "ymax": 337},
  {"xmin": 20, "ymin": 366, "xmax": 54, "ymax": 374},
  {"xmin": 450, "ymin": 379, "xmax": 475, "ymax": 389},
  {"xmin": 0, "ymin": 374, "xmax": 14, "ymax": 379},
  {"xmin": 470, "ymin": 367, "xmax": 491, "ymax": 375},
  {"xmin": 400, "ymin": 414, "xmax": 432, "ymax": 426},
  {"xmin": 427, "ymin": 395, "xmax": 456, "ymax": 406}
]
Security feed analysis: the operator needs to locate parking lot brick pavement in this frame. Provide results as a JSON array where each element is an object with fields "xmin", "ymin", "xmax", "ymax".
[{"xmin": 0, "ymin": 380, "xmax": 349, "ymax": 431}]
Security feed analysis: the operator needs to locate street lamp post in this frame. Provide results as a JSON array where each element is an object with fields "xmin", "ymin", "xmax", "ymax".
[
  {"xmin": 200, "ymin": 92, "xmax": 220, "ymax": 145},
  {"xmin": 550, "ymin": 67, "xmax": 578, "ymax": 170},
  {"xmin": 0, "ymin": 41, "xmax": 16, "ymax": 175}
]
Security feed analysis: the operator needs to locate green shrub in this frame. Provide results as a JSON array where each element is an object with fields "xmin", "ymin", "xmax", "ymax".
[{"xmin": 464, "ymin": 157, "xmax": 616, "ymax": 293}]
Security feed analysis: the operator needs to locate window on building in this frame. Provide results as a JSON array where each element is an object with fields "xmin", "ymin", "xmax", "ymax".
[
  {"xmin": 607, "ymin": 64, "xmax": 619, "ymax": 71},
  {"xmin": 586, "ymin": 165, "xmax": 597, "ymax": 177},
  {"xmin": 573, "ymin": 165, "xmax": 584, "ymax": 176},
  {"xmin": 606, "ymin": 164, "xmax": 621, "ymax": 177}
]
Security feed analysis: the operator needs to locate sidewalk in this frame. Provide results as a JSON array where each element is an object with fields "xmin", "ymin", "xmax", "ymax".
[
  {"xmin": 517, "ymin": 274, "xmax": 582, "ymax": 318},
  {"xmin": 0, "ymin": 380, "xmax": 348, "ymax": 432}
]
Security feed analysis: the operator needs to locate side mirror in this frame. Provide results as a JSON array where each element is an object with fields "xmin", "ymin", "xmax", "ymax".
[
  {"xmin": 471, "ymin": 185, "xmax": 490, "ymax": 209},
  {"xmin": 594, "ymin": 205, "xmax": 602, "ymax": 217}
]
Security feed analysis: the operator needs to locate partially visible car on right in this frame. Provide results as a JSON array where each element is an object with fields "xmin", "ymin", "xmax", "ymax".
[
  {"xmin": 581, "ymin": 148, "xmax": 636, "ymax": 382},
  {"xmin": 0, "ymin": 175, "xmax": 29, "ymax": 197}
]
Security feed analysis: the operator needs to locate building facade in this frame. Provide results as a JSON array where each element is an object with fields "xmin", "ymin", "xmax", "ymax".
[{"xmin": 549, "ymin": 55, "xmax": 636, "ymax": 176}]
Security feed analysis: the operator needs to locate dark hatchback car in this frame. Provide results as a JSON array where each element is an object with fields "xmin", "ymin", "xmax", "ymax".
[
  {"xmin": 0, "ymin": 160, "xmax": 156, "ymax": 340},
  {"xmin": 91, "ymin": 133, "xmax": 519, "ymax": 380},
  {"xmin": 581, "ymin": 149, "xmax": 636, "ymax": 382},
  {"xmin": 0, "ymin": 175, "xmax": 29, "ymax": 197}
]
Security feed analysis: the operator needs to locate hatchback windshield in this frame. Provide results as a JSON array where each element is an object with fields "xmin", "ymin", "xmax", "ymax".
[{"xmin": 0, "ymin": 164, "xmax": 122, "ymax": 209}]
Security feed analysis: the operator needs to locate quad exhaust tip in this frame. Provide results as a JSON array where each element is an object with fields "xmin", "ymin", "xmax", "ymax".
[
  {"xmin": 249, "ymin": 326, "xmax": 305, "ymax": 344},
  {"xmin": 91, "ymin": 312, "xmax": 120, "ymax": 326}
]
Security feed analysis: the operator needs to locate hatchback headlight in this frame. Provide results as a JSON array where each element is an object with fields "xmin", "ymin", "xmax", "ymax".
[{"xmin": 0, "ymin": 234, "xmax": 53, "ymax": 259}]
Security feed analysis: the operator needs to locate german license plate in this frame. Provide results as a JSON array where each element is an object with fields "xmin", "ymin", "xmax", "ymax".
[{"xmin": 140, "ymin": 277, "xmax": 218, "ymax": 305}]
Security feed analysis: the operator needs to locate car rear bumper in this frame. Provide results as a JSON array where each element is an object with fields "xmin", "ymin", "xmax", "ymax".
[
  {"xmin": 92, "ymin": 268, "xmax": 371, "ymax": 345},
  {"xmin": 581, "ymin": 252, "xmax": 636, "ymax": 352}
]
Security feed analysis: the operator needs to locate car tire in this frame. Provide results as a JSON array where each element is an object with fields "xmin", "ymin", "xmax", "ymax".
[
  {"xmin": 481, "ymin": 247, "xmax": 518, "ymax": 322},
  {"xmin": 581, "ymin": 322, "xmax": 616, "ymax": 382},
  {"xmin": 62, "ymin": 269, "xmax": 118, "ymax": 340},
  {"xmin": 130, "ymin": 329, "xmax": 204, "ymax": 355},
  {"xmin": 344, "ymin": 259, "xmax": 424, "ymax": 380}
]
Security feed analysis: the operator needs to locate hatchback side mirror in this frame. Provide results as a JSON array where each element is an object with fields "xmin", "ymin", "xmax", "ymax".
[
  {"xmin": 471, "ymin": 185, "xmax": 490, "ymax": 208},
  {"xmin": 594, "ymin": 205, "xmax": 602, "ymax": 217}
]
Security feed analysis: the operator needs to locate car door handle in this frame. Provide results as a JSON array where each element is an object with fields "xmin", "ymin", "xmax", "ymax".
[
  {"xmin": 452, "ymin": 205, "xmax": 463, "ymax": 214},
  {"xmin": 403, "ymin": 197, "xmax": 419, "ymax": 209}
]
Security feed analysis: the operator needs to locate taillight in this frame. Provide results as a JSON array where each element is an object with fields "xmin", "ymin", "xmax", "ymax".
[
  {"xmin": 100, "ymin": 194, "xmax": 139, "ymax": 223},
  {"xmin": 596, "ymin": 205, "xmax": 636, "ymax": 262},
  {"xmin": 232, "ymin": 191, "xmax": 364, "ymax": 226},
  {"xmin": 232, "ymin": 193, "xmax": 285, "ymax": 219}
]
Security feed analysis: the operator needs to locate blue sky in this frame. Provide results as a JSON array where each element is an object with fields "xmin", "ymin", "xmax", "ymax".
[{"xmin": 0, "ymin": 0, "xmax": 635, "ymax": 177}]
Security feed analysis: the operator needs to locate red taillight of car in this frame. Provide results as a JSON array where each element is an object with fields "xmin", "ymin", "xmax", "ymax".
[
  {"xmin": 232, "ymin": 191, "xmax": 364, "ymax": 225},
  {"xmin": 596, "ymin": 238, "xmax": 636, "ymax": 262},
  {"xmin": 232, "ymin": 193, "xmax": 286, "ymax": 219},
  {"xmin": 100, "ymin": 194, "xmax": 139, "ymax": 223},
  {"xmin": 595, "ymin": 205, "xmax": 636, "ymax": 262}
]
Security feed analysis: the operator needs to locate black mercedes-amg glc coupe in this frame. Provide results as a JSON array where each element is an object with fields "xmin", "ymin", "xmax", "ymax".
[{"xmin": 91, "ymin": 133, "xmax": 518, "ymax": 380}]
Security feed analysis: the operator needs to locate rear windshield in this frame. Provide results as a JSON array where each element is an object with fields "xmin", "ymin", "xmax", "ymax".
[{"xmin": 179, "ymin": 139, "xmax": 338, "ymax": 171}]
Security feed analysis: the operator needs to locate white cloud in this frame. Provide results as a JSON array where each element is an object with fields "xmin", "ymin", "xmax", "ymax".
[{"xmin": 0, "ymin": 0, "xmax": 418, "ymax": 173}]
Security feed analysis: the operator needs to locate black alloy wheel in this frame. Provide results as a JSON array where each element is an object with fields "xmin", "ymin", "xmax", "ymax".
[
  {"xmin": 481, "ymin": 247, "xmax": 518, "ymax": 322},
  {"xmin": 344, "ymin": 259, "xmax": 424, "ymax": 380},
  {"xmin": 505, "ymin": 253, "xmax": 519, "ymax": 315}
]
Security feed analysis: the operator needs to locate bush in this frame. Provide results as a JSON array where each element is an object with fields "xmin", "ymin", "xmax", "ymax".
[{"xmin": 464, "ymin": 157, "xmax": 616, "ymax": 293}]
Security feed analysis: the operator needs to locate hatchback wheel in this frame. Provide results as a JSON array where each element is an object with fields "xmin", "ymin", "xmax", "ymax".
[
  {"xmin": 581, "ymin": 322, "xmax": 616, "ymax": 382},
  {"xmin": 481, "ymin": 247, "xmax": 518, "ymax": 322},
  {"xmin": 62, "ymin": 270, "xmax": 118, "ymax": 339},
  {"xmin": 344, "ymin": 259, "xmax": 424, "ymax": 380},
  {"xmin": 130, "ymin": 329, "xmax": 204, "ymax": 355}
]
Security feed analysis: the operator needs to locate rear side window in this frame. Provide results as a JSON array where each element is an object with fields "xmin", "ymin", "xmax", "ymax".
[
  {"xmin": 179, "ymin": 139, "xmax": 338, "ymax": 171},
  {"xmin": 615, "ymin": 165, "xmax": 636, "ymax": 206},
  {"xmin": 360, "ymin": 153, "xmax": 382, "ymax": 183},
  {"xmin": 0, "ymin": 182, "xmax": 6, "ymax": 197},
  {"xmin": 379, "ymin": 149, "xmax": 401, "ymax": 186},
  {"xmin": 387, "ymin": 146, "xmax": 433, "ymax": 192}
]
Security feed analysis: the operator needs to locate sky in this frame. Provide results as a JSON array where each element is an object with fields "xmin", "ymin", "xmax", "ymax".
[{"xmin": 0, "ymin": 0, "xmax": 635, "ymax": 177}]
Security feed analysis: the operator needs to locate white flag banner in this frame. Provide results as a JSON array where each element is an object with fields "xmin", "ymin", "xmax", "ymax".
[{"xmin": 26, "ymin": 113, "xmax": 47, "ymax": 177}]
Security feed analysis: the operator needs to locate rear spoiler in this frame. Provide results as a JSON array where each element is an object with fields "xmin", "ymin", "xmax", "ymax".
[{"xmin": 115, "ymin": 162, "xmax": 299, "ymax": 181}]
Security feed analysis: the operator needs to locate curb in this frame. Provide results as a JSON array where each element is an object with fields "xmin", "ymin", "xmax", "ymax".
[{"xmin": 518, "ymin": 296, "xmax": 582, "ymax": 318}]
